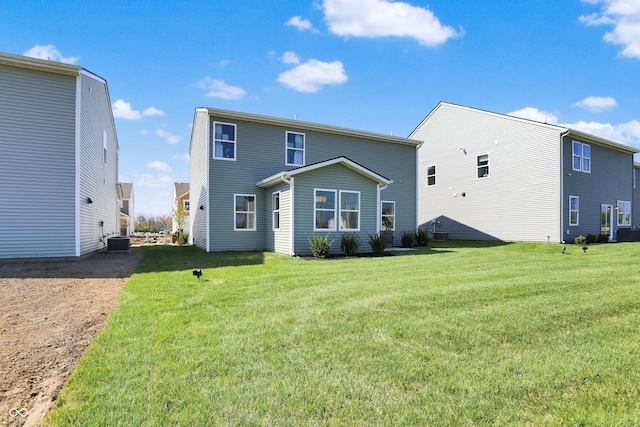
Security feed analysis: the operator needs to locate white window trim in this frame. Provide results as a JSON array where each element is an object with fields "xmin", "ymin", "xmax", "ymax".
[
  {"xmin": 617, "ymin": 200, "xmax": 631, "ymax": 226},
  {"xmin": 572, "ymin": 141, "xmax": 591, "ymax": 173},
  {"xmin": 234, "ymin": 193, "xmax": 256, "ymax": 231},
  {"xmin": 183, "ymin": 200, "xmax": 190, "ymax": 211},
  {"xmin": 426, "ymin": 164, "xmax": 436, "ymax": 187},
  {"xmin": 285, "ymin": 131, "xmax": 305, "ymax": 167},
  {"xmin": 569, "ymin": 195, "xmax": 579, "ymax": 226},
  {"xmin": 339, "ymin": 190, "xmax": 360, "ymax": 232},
  {"xmin": 477, "ymin": 153, "xmax": 490, "ymax": 179},
  {"xmin": 314, "ymin": 188, "xmax": 337, "ymax": 232},
  {"xmin": 272, "ymin": 192, "xmax": 281, "ymax": 231},
  {"xmin": 213, "ymin": 121, "xmax": 237, "ymax": 161},
  {"xmin": 381, "ymin": 200, "xmax": 395, "ymax": 231}
]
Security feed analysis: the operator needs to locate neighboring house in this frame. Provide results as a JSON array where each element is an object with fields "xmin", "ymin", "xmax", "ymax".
[
  {"xmin": 410, "ymin": 102, "xmax": 638, "ymax": 243},
  {"xmin": 189, "ymin": 108, "xmax": 421, "ymax": 255},
  {"xmin": 118, "ymin": 182, "xmax": 135, "ymax": 236},
  {"xmin": 172, "ymin": 182, "xmax": 190, "ymax": 233},
  {"xmin": 0, "ymin": 51, "xmax": 119, "ymax": 259}
]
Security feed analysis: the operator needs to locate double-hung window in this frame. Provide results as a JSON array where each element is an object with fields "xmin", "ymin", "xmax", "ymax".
[
  {"xmin": 617, "ymin": 200, "xmax": 631, "ymax": 226},
  {"xmin": 235, "ymin": 194, "xmax": 256, "ymax": 230},
  {"xmin": 426, "ymin": 165, "xmax": 436, "ymax": 186},
  {"xmin": 569, "ymin": 196, "xmax": 579, "ymax": 226},
  {"xmin": 339, "ymin": 191, "xmax": 360, "ymax": 231},
  {"xmin": 214, "ymin": 122, "xmax": 236, "ymax": 160},
  {"xmin": 381, "ymin": 201, "xmax": 395, "ymax": 230},
  {"xmin": 314, "ymin": 189, "xmax": 336, "ymax": 231},
  {"xmin": 183, "ymin": 200, "xmax": 190, "ymax": 211},
  {"xmin": 286, "ymin": 132, "xmax": 305, "ymax": 166},
  {"xmin": 572, "ymin": 141, "xmax": 591, "ymax": 173},
  {"xmin": 273, "ymin": 192, "xmax": 281, "ymax": 230},
  {"xmin": 477, "ymin": 154, "xmax": 489, "ymax": 178},
  {"xmin": 103, "ymin": 130, "xmax": 108, "ymax": 164}
]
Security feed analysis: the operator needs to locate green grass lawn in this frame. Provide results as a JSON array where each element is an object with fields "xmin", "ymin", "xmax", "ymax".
[{"xmin": 46, "ymin": 241, "xmax": 640, "ymax": 426}]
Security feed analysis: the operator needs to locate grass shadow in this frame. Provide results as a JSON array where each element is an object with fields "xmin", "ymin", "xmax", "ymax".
[{"xmin": 135, "ymin": 245, "xmax": 265, "ymax": 274}]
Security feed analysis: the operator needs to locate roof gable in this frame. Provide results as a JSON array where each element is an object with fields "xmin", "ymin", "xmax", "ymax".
[{"xmin": 256, "ymin": 157, "xmax": 391, "ymax": 188}]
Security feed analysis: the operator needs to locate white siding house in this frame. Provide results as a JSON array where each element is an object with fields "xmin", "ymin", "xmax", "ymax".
[
  {"xmin": 118, "ymin": 182, "xmax": 135, "ymax": 236},
  {"xmin": 0, "ymin": 51, "xmax": 119, "ymax": 259},
  {"xmin": 411, "ymin": 102, "xmax": 638, "ymax": 243}
]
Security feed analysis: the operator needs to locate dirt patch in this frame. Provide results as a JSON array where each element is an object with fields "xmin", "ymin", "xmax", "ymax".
[{"xmin": 0, "ymin": 248, "xmax": 144, "ymax": 427}]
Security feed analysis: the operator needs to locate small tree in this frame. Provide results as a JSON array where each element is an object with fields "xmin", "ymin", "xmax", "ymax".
[{"xmin": 172, "ymin": 199, "xmax": 187, "ymax": 233}]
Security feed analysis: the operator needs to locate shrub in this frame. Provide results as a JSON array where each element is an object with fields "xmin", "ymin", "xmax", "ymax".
[
  {"xmin": 307, "ymin": 233, "xmax": 334, "ymax": 258},
  {"xmin": 401, "ymin": 231, "xmax": 415, "ymax": 248},
  {"xmin": 586, "ymin": 233, "xmax": 598, "ymax": 244},
  {"xmin": 574, "ymin": 235, "xmax": 587, "ymax": 246},
  {"xmin": 597, "ymin": 233, "xmax": 610, "ymax": 243},
  {"xmin": 180, "ymin": 232, "xmax": 189, "ymax": 242},
  {"xmin": 368, "ymin": 233, "xmax": 386, "ymax": 255},
  {"xmin": 340, "ymin": 233, "xmax": 360, "ymax": 256},
  {"xmin": 415, "ymin": 229, "xmax": 429, "ymax": 246}
]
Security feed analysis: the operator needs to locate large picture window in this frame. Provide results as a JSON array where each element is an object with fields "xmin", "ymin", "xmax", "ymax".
[
  {"xmin": 617, "ymin": 200, "xmax": 631, "ymax": 226},
  {"xmin": 381, "ymin": 201, "xmax": 395, "ymax": 231},
  {"xmin": 477, "ymin": 154, "xmax": 489, "ymax": 178},
  {"xmin": 314, "ymin": 189, "xmax": 336, "ymax": 231},
  {"xmin": 273, "ymin": 192, "xmax": 281, "ymax": 230},
  {"xmin": 339, "ymin": 191, "xmax": 360, "ymax": 231},
  {"xmin": 569, "ymin": 196, "xmax": 579, "ymax": 226},
  {"xmin": 214, "ymin": 122, "xmax": 236, "ymax": 160},
  {"xmin": 572, "ymin": 141, "xmax": 591, "ymax": 173},
  {"xmin": 286, "ymin": 132, "xmax": 305, "ymax": 166},
  {"xmin": 426, "ymin": 165, "xmax": 436, "ymax": 186},
  {"xmin": 235, "ymin": 194, "xmax": 256, "ymax": 230}
]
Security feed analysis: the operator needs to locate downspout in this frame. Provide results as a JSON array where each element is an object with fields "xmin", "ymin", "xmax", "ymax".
[
  {"xmin": 281, "ymin": 175, "xmax": 294, "ymax": 256},
  {"xmin": 559, "ymin": 129, "xmax": 570, "ymax": 243},
  {"xmin": 415, "ymin": 142, "xmax": 423, "ymax": 230}
]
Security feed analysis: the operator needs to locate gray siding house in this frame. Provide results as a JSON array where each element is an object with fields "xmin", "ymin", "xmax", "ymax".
[
  {"xmin": 410, "ymin": 102, "xmax": 638, "ymax": 243},
  {"xmin": 189, "ymin": 108, "xmax": 421, "ymax": 255},
  {"xmin": 0, "ymin": 52, "xmax": 120, "ymax": 259}
]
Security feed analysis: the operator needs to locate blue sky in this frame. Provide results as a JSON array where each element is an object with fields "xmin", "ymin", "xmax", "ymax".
[{"xmin": 2, "ymin": 0, "xmax": 640, "ymax": 216}]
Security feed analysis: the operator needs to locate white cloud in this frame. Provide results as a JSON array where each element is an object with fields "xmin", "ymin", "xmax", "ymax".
[
  {"xmin": 23, "ymin": 44, "xmax": 79, "ymax": 64},
  {"xmin": 142, "ymin": 107, "xmax": 165, "ymax": 117},
  {"xmin": 112, "ymin": 99, "xmax": 164, "ymax": 120},
  {"xmin": 285, "ymin": 16, "xmax": 317, "ymax": 32},
  {"xmin": 133, "ymin": 173, "xmax": 173, "ymax": 189},
  {"xmin": 579, "ymin": 0, "xmax": 640, "ymax": 59},
  {"xmin": 509, "ymin": 105, "xmax": 640, "ymax": 147},
  {"xmin": 507, "ymin": 107, "xmax": 559, "ymax": 124},
  {"xmin": 112, "ymin": 100, "xmax": 142, "ymax": 120},
  {"xmin": 147, "ymin": 161, "xmax": 172, "ymax": 172},
  {"xmin": 322, "ymin": 0, "xmax": 462, "ymax": 47},
  {"xmin": 281, "ymin": 51, "xmax": 301, "ymax": 64},
  {"xmin": 196, "ymin": 76, "xmax": 246, "ymax": 100},
  {"xmin": 573, "ymin": 96, "xmax": 617, "ymax": 112},
  {"xmin": 140, "ymin": 129, "xmax": 149, "ymax": 135},
  {"xmin": 278, "ymin": 59, "xmax": 347, "ymax": 93},
  {"xmin": 155, "ymin": 129, "xmax": 182, "ymax": 144},
  {"xmin": 173, "ymin": 153, "xmax": 191, "ymax": 163},
  {"xmin": 563, "ymin": 119, "xmax": 640, "ymax": 145}
]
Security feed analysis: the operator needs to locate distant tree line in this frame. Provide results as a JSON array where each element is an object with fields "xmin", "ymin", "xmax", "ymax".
[{"xmin": 134, "ymin": 214, "xmax": 172, "ymax": 233}]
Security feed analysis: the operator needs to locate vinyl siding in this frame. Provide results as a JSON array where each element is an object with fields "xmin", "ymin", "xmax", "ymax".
[
  {"xmin": 265, "ymin": 183, "xmax": 291, "ymax": 254},
  {"xmin": 292, "ymin": 164, "xmax": 380, "ymax": 256},
  {"xmin": 0, "ymin": 63, "xmax": 77, "ymax": 258},
  {"xmin": 634, "ymin": 165, "xmax": 640, "ymax": 227},
  {"xmin": 190, "ymin": 110, "xmax": 209, "ymax": 250},
  {"xmin": 78, "ymin": 73, "xmax": 119, "ymax": 256},
  {"xmin": 413, "ymin": 103, "xmax": 562, "ymax": 242},
  {"xmin": 205, "ymin": 114, "xmax": 417, "ymax": 251},
  {"xmin": 562, "ymin": 136, "xmax": 634, "ymax": 240}
]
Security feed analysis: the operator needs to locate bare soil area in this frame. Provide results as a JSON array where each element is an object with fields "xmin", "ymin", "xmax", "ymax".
[{"xmin": 0, "ymin": 247, "xmax": 144, "ymax": 427}]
